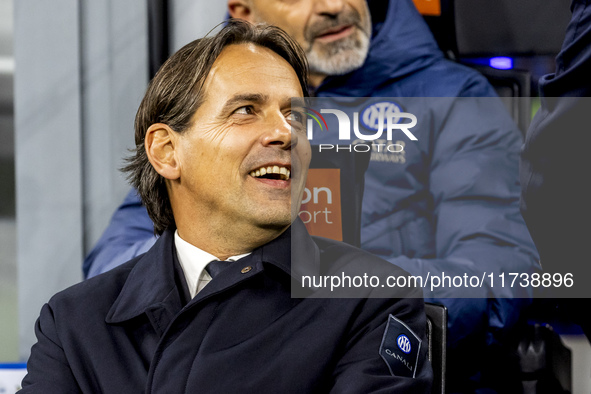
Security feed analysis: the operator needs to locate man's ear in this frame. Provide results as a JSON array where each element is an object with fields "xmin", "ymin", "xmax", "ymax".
[
  {"xmin": 228, "ymin": 0, "xmax": 254, "ymax": 22},
  {"xmin": 145, "ymin": 123, "xmax": 181, "ymax": 180}
]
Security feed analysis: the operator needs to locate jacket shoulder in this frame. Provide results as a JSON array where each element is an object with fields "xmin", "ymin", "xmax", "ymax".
[
  {"xmin": 312, "ymin": 236, "xmax": 405, "ymax": 271},
  {"xmin": 310, "ymin": 236, "xmax": 422, "ymax": 298},
  {"xmin": 47, "ymin": 255, "xmax": 142, "ymax": 314}
]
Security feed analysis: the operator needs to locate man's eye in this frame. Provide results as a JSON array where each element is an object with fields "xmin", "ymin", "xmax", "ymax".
[
  {"xmin": 234, "ymin": 106, "xmax": 254, "ymax": 115},
  {"xmin": 287, "ymin": 111, "xmax": 304, "ymax": 123}
]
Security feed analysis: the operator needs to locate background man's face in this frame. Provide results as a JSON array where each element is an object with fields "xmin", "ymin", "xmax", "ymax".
[
  {"xmin": 242, "ymin": 0, "xmax": 372, "ymax": 77},
  {"xmin": 174, "ymin": 43, "xmax": 310, "ymax": 234}
]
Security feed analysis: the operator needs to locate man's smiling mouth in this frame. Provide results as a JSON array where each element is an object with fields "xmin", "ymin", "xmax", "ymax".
[
  {"xmin": 314, "ymin": 25, "xmax": 354, "ymax": 43},
  {"xmin": 249, "ymin": 165, "xmax": 291, "ymax": 181}
]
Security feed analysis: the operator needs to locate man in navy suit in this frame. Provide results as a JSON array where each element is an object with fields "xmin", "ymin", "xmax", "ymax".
[{"xmin": 22, "ymin": 20, "xmax": 431, "ymax": 393}]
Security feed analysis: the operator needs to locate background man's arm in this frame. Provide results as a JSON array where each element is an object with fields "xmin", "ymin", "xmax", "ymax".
[{"xmin": 83, "ymin": 189, "xmax": 156, "ymax": 278}]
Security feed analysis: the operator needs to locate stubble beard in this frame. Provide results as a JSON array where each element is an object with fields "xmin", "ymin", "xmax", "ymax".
[{"xmin": 305, "ymin": 8, "xmax": 372, "ymax": 77}]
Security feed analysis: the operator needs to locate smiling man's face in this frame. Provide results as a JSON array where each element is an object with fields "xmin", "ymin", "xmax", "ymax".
[
  {"xmin": 171, "ymin": 43, "xmax": 310, "ymax": 248},
  {"xmin": 229, "ymin": 0, "xmax": 372, "ymax": 85}
]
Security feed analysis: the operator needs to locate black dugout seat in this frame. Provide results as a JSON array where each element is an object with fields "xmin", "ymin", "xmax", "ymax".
[
  {"xmin": 416, "ymin": 0, "xmax": 574, "ymax": 138},
  {"xmin": 425, "ymin": 303, "xmax": 448, "ymax": 394}
]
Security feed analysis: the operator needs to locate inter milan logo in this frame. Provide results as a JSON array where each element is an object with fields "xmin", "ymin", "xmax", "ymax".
[
  {"xmin": 361, "ymin": 101, "xmax": 404, "ymax": 131},
  {"xmin": 397, "ymin": 334, "xmax": 412, "ymax": 354}
]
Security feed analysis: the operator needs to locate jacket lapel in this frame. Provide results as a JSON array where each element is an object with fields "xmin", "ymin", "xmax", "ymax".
[{"xmin": 105, "ymin": 228, "xmax": 184, "ymax": 335}]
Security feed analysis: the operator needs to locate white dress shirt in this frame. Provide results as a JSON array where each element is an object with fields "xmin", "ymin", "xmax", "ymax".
[{"xmin": 174, "ymin": 230, "xmax": 250, "ymax": 298}]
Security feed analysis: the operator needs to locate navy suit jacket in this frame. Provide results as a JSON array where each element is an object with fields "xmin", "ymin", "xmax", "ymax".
[{"xmin": 22, "ymin": 220, "xmax": 432, "ymax": 393}]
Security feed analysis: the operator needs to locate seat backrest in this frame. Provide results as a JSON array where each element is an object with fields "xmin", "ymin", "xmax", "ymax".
[
  {"xmin": 425, "ymin": 302, "xmax": 448, "ymax": 394},
  {"xmin": 476, "ymin": 67, "xmax": 532, "ymax": 136},
  {"xmin": 454, "ymin": 0, "xmax": 571, "ymax": 57},
  {"xmin": 412, "ymin": 0, "xmax": 570, "ymax": 57},
  {"xmin": 411, "ymin": 0, "xmax": 533, "ymax": 135}
]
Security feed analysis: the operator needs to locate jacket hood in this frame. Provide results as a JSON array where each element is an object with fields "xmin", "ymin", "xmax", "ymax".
[{"xmin": 318, "ymin": 0, "xmax": 443, "ymax": 95}]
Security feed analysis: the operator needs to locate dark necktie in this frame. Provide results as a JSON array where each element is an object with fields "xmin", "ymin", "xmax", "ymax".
[{"xmin": 205, "ymin": 260, "xmax": 232, "ymax": 278}]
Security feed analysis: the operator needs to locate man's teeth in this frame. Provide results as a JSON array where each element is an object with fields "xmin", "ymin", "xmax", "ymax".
[{"xmin": 249, "ymin": 166, "xmax": 291, "ymax": 180}]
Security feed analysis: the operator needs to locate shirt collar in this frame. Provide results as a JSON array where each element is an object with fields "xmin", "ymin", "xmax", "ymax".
[{"xmin": 174, "ymin": 230, "xmax": 250, "ymax": 298}]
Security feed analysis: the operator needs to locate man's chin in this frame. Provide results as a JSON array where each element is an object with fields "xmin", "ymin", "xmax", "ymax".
[
  {"xmin": 254, "ymin": 214, "xmax": 292, "ymax": 231},
  {"xmin": 307, "ymin": 37, "xmax": 369, "ymax": 76}
]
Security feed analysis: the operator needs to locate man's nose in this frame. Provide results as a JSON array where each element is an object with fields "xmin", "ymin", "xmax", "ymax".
[
  {"xmin": 261, "ymin": 113, "xmax": 296, "ymax": 150},
  {"xmin": 314, "ymin": 0, "xmax": 346, "ymax": 16}
]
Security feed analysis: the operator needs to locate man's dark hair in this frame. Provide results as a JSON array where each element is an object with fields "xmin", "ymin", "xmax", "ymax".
[{"xmin": 123, "ymin": 19, "xmax": 309, "ymax": 235}]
